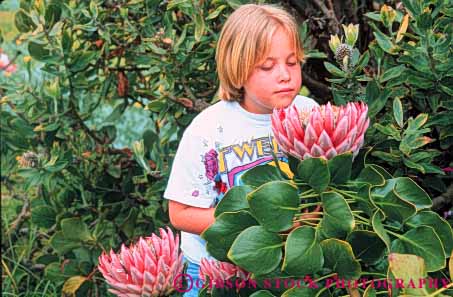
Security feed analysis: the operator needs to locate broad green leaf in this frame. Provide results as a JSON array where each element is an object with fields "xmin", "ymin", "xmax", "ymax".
[
  {"xmin": 323, "ymin": 62, "xmax": 346, "ymax": 77},
  {"xmin": 70, "ymin": 51, "xmax": 98, "ymax": 72},
  {"xmin": 61, "ymin": 218, "xmax": 92, "ymax": 242},
  {"xmin": 373, "ymin": 29, "xmax": 398, "ymax": 54},
  {"xmin": 371, "ymin": 210, "xmax": 391, "ymax": 251},
  {"xmin": 240, "ymin": 164, "xmax": 288, "ymax": 188},
  {"xmin": 15, "ymin": 9, "xmax": 36, "ymax": 32},
  {"xmin": 49, "ymin": 231, "xmax": 81, "ymax": 254},
  {"xmin": 371, "ymin": 179, "xmax": 416, "ymax": 223},
  {"xmin": 373, "ymin": 123, "xmax": 401, "ymax": 140},
  {"xmin": 282, "ymin": 226, "xmax": 323, "ymax": 276},
  {"xmin": 320, "ymin": 239, "xmax": 361, "ymax": 280},
  {"xmin": 214, "ymin": 186, "xmax": 253, "ymax": 217},
  {"xmin": 319, "ymin": 192, "xmax": 354, "ymax": 239},
  {"xmin": 381, "ymin": 65, "xmax": 406, "ymax": 83},
  {"xmin": 228, "ymin": 226, "xmax": 283, "ymax": 275},
  {"xmin": 281, "ymin": 287, "xmax": 319, "ymax": 297},
  {"xmin": 248, "ymin": 181, "xmax": 299, "ymax": 232},
  {"xmin": 296, "ymin": 158, "xmax": 330, "ymax": 193},
  {"xmin": 388, "ymin": 253, "xmax": 434, "ymax": 296},
  {"xmin": 28, "ymin": 42, "xmax": 52, "ymax": 62},
  {"xmin": 356, "ymin": 165, "xmax": 385, "ymax": 186},
  {"xmin": 394, "ymin": 177, "xmax": 432, "ymax": 209},
  {"xmin": 347, "ymin": 230, "xmax": 386, "ymax": 264},
  {"xmin": 31, "ymin": 205, "xmax": 56, "ymax": 228},
  {"xmin": 393, "ymin": 98, "xmax": 404, "ymax": 128},
  {"xmin": 406, "ymin": 211, "xmax": 453, "ymax": 258},
  {"xmin": 390, "ymin": 226, "xmax": 445, "ymax": 272},
  {"xmin": 201, "ymin": 210, "xmax": 258, "ymax": 262},
  {"xmin": 44, "ymin": 3, "xmax": 62, "ymax": 28},
  {"xmin": 250, "ymin": 291, "xmax": 276, "ymax": 297},
  {"xmin": 407, "ymin": 113, "xmax": 429, "ymax": 131},
  {"xmin": 327, "ymin": 153, "xmax": 353, "ymax": 185},
  {"xmin": 194, "ymin": 11, "xmax": 205, "ymax": 42}
]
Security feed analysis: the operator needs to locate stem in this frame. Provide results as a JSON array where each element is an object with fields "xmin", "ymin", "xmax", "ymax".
[
  {"xmin": 354, "ymin": 214, "xmax": 370, "ymax": 223},
  {"xmin": 297, "ymin": 202, "xmax": 322, "ymax": 210},
  {"xmin": 300, "ymin": 193, "xmax": 320, "ymax": 199},
  {"xmin": 314, "ymin": 273, "xmax": 337, "ymax": 283},
  {"xmin": 426, "ymin": 283, "xmax": 453, "ymax": 297}
]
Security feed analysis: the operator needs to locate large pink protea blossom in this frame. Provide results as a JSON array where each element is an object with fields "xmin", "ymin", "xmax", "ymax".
[
  {"xmin": 272, "ymin": 101, "xmax": 369, "ymax": 160},
  {"xmin": 199, "ymin": 258, "xmax": 249, "ymax": 285},
  {"xmin": 98, "ymin": 227, "xmax": 184, "ymax": 297}
]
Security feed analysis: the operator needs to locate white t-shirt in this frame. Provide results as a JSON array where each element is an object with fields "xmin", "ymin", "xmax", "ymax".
[{"xmin": 163, "ymin": 95, "xmax": 319, "ymax": 264}]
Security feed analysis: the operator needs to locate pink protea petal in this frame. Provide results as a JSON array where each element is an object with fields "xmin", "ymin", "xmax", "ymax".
[
  {"xmin": 288, "ymin": 105, "xmax": 305, "ymax": 139},
  {"xmin": 335, "ymin": 137, "xmax": 352, "ymax": 154},
  {"xmin": 323, "ymin": 102, "xmax": 335, "ymax": 137},
  {"xmin": 304, "ymin": 122, "xmax": 318, "ymax": 148},
  {"xmin": 294, "ymin": 138, "xmax": 310, "ymax": 158},
  {"xmin": 310, "ymin": 144, "xmax": 325, "ymax": 158},
  {"xmin": 325, "ymin": 148, "xmax": 338, "ymax": 159},
  {"xmin": 317, "ymin": 130, "xmax": 334, "ymax": 152},
  {"xmin": 332, "ymin": 115, "xmax": 349, "ymax": 146},
  {"xmin": 310, "ymin": 108, "xmax": 324, "ymax": 137}
]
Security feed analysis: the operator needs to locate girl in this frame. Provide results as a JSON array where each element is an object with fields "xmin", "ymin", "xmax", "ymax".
[{"xmin": 164, "ymin": 4, "xmax": 319, "ymax": 296}]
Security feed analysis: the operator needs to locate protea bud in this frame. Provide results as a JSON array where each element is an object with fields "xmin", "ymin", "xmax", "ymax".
[
  {"xmin": 199, "ymin": 258, "xmax": 249, "ymax": 287},
  {"xmin": 342, "ymin": 24, "xmax": 359, "ymax": 47},
  {"xmin": 271, "ymin": 102, "xmax": 370, "ymax": 160},
  {"xmin": 335, "ymin": 44, "xmax": 353, "ymax": 70},
  {"xmin": 98, "ymin": 227, "xmax": 184, "ymax": 297},
  {"xmin": 17, "ymin": 151, "xmax": 39, "ymax": 168},
  {"xmin": 380, "ymin": 4, "xmax": 397, "ymax": 28}
]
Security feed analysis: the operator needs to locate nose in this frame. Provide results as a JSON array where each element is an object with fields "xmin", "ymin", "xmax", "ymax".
[{"xmin": 277, "ymin": 64, "xmax": 290, "ymax": 82}]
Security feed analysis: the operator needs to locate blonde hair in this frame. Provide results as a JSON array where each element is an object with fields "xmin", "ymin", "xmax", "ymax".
[{"xmin": 215, "ymin": 4, "xmax": 304, "ymax": 101}]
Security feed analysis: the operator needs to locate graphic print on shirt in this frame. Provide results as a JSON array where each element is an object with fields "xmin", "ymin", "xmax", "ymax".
[{"xmin": 201, "ymin": 135, "xmax": 293, "ymax": 206}]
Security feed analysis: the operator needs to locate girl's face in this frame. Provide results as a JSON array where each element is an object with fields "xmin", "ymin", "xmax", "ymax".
[{"xmin": 241, "ymin": 27, "xmax": 302, "ymax": 114}]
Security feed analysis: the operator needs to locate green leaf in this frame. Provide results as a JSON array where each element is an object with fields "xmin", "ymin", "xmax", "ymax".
[
  {"xmin": 371, "ymin": 210, "xmax": 391, "ymax": 251},
  {"xmin": 406, "ymin": 211, "xmax": 453, "ymax": 258},
  {"xmin": 70, "ymin": 51, "xmax": 98, "ymax": 72},
  {"xmin": 201, "ymin": 210, "xmax": 258, "ymax": 262},
  {"xmin": 373, "ymin": 29, "xmax": 398, "ymax": 54},
  {"xmin": 368, "ymin": 88, "xmax": 392, "ymax": 118},
  {"xmin": 393, "ymin": 177, "xmax": 432, "ymax": 210},
  {"xmin": 381, "ymin": 65, "xmax": 406, "ymax": 83},
  {"xmin": 28, "ymin": 42, "xmax": 52, "ymax": 62},
  {"xmin": 215, "ymin": 186, "xmax": 253, "ymax": 217},
  {"xmin": 347, "ymin": 230, "xmax": 386, "ymax": 264},
  {"xmin": 282, "ymin": 226, "xmax": 324, "ymax": 276},
  {"xmin": 248, "ymin": 181, "xmax": 299, "ymax": 232},
  {"xmin": 373, "ymin": 123, "xmax": 401, "ymax": 140},
  {"xmin": 240, "ymin": 164, "xmax": 288, "ymax": 188},
  {"xmin": 388, "ymin": 253, "xmax": 435, "ymax": 296},
  {"xmin": 15, "ymin": 9, "xmax": 36, "ymax": 33},
  {"xmin": 407, "ymin": 113, "xmax": 429, "ymax": 131},
  {"xmin": 193, "ymin": 11, "xmax": 205, "ymax": 42},
  {"xmin": 371, "ymin": 179, "xmax": 416, "ymax": 224},
  {"xmin": 296, "ymin": 158, "xmax": 330, "ymax": 193},
  {"xmin": 31, "ymin": 205, "xmax": 56, "ymax": 228},
  {"xmin": 228, "ymin": 226, "xmax": 283, "ymax": 275},
  {"xmin": 147, "ymin": 100, "xmax": 166, "ymax": 112},
  {"xmin": 250, "ymin": 291, "xmax": 276, "ymax": 297},
  {"xmin": 323, "ymin": 62, "xmax": 346, "ymax": 77},
  {"xmin": 319, "ymin": 192, "xmax": 354, "ymax": 239},
  {"xmin": 61, "ymin": 218, "xmax": 92, "ymax": 242},
  {"xmin": 356, "ymin": 165, "xmax": 386, "ymax": 186},
  {"xmin": 393, "ymin": 98, "xmax": 404, "ymax": 128},
  {"xmin": 320, "ymin": 239, "xmax": 361, "ymax": 280},
  {"xmin": 327, "ymin": 153, "xmax": 353, "ymax": 185},
  {"xmin": 49, "ymin": 231, "xmax": 81, "ymax": 254},
  {"xmin": 44, "ymin": 3, "xmax": 62, "ymax": 28},
  {"xmin": 390, "ymin": 226, "xmax": 445, "ymax": 272},
  {"xmin": 281, "ymin": 287, "xmax": 319, "ymax": 297}
]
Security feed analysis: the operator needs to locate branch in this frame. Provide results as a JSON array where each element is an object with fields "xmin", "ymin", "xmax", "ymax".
[{"xmin": 310, "ymin": 0, "xmax": 340, "ymax": 34}]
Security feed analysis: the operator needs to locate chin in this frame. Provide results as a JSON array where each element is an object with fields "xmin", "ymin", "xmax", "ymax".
[{"xmin": 273, "ymin": 96, "xmax": 295, "ymax": 109}]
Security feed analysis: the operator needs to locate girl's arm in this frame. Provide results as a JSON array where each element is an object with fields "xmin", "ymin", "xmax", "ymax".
[{"xmin": 169, "ymin": 200, "xmax": 216, "ymax": 235}]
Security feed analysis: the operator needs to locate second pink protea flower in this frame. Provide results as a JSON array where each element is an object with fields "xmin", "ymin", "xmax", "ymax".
[
  {"xmin": 272, "ymin": 101, "xmax": 369, "ymax": 160},
  {"xmin": 199, "ymin": 258, "xmax": 249, "ymax": 285},
  {"xmin": 98, "ymin": 227, "xmax": 183, "ymax": 297}
]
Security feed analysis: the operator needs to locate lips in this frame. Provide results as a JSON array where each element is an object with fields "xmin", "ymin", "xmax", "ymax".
[{"xmin": 275, "ymin": 88, "xmax": 294, "ymax": 93}]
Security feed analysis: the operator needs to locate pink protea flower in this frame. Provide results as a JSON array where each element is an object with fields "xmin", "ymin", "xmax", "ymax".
[
  {"xmin": 272, "ymin": 101, "xmax": 369, "ymax": 160},
  {"xmin": 199, "ymin": 258, "xmax": 249, "ymax": 285},
  {"xmin": 0, "ymin": 52, "xmax": 17, "ymax": 75},
  {"xmin": 98, "ymin": 227, "xmax": 184, "ymax": 297}
]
